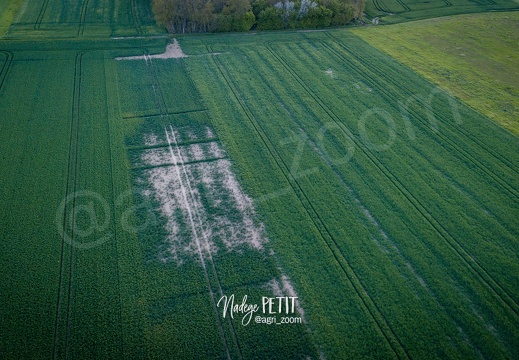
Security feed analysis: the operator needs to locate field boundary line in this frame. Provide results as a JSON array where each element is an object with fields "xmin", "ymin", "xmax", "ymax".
[
  {"xmin": 127, "ymin": 137, "xmax": 219, "ymax": 151},
  {"xmin": 131, "ymin": 156, "xmax": 228, "ymax": 171},
  {"xmin": 0, "ymin": 51, "xmax": 14, "ymax": 92},
  {"xmin": 283, "ymin": 37, "xmax": 519, "ymax": 318},
  {"xmin": 144, "ymin": 53, "xmax": 236, "ymax": 360},
  {"xmin": 122, "ymin": 109, "xmax": 208, "ymax": 120},
  {"xmin": 210, "ymin": 43, "xmax": 408, "ymax": 360}
]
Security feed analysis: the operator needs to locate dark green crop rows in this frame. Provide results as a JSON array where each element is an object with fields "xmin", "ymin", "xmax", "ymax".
[
  {"xmin": 1, "ymin": 1, "xmax": 518, "ymax": 359},
  {"xmin": 183, "ymin": 30, "xmax": 519, "ymax": 358},
  {"xmin": 5, "ymin": 0, "xmax": 161, "ymax": 38}
]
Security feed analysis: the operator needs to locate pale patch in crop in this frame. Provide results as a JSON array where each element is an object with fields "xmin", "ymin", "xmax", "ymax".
[
  {"xmin": 145, "ymin": 166, "xmax": 184, "ymax": 264},
  {"xmin": 197, "ymin": 159, "xmax": 265, "ymax": 251},
  {"xmin": 141, "ymin": 147, "xmax": 172, "ymax": 166},
  {"xmin": 205, "ymin": 127, "xmax": 215, "ymax": 139},
  {"xmin": 354, "ymin": 81, "xmax": 373, "ymax": 93},
  {"xmin": 134, "ymin": 124, "xmax": 267, "ymax": 264},
  {"xmin": 115, "ymin": 39, "xmax": 187, "ymax": 61},
  {"xmin": 267, "ymin": 275, "xmax": 306, "ymax": 322},
  {"xmin": 143, "ymin": 133, "xmax": 160, "ymax": 146}
]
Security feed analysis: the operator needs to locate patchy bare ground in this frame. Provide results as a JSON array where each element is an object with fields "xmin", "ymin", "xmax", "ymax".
[
  {"xmin": 115, "ymin": 39, "xmax": 187, "ymax": 61},
  {"xmin": 134, "ymin": 124, "xmax": 266, "ymax": 264},
  {"xmin": 267, "ymin": 275, "xmax": 306, "ymax": 322}
]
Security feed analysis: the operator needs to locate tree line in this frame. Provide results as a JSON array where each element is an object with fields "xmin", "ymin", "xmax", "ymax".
[{"xmin": 151, "ymin": 0, "xmax": 365, "ymax": 33}]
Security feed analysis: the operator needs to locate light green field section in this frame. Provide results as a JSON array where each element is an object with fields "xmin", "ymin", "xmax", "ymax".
[
  {"xmin": 0, "ymin": 0, "xmax": 23, "ymax": 36},
  {"xmin": 354, "ymin": 12, "xmax": 519, "ymax": 136},
  {"xmin": 365, "ymin": 0, "xmax": 519, "ymax": 24}
]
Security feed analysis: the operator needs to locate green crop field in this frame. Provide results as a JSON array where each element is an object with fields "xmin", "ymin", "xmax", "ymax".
[
  {"xmin": 1, "ymin": 0, "xmax": 518, "ymax": 359},
  {"xmin": 4, "ymin": 0, "xmax": 161, "ymax": 38},
  {"xmin": 365, "ymin": 0, "xmax": 519, "ymax": 23},
  {"xmin": 0, "ymin": 0, "xmax": 23, "ymax": 36},
  {"xmin": 353, "ymin": 12, "xmax": 519, "ymax": 136}
]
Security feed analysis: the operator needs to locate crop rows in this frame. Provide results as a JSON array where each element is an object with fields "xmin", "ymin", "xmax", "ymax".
[
  {"xmin": 114, "ymin": 51, "xmax": 318, "ymax": 358},
  {"xmin": 2, "ymin": 2, "xmax": 518, "ymax": 357},
  {"xmin": 316, "ymin": 35, "xmax": 519, "ymax": 305},
  {"xmin": 365, "ymin": 0, "xmax": 519, "ymax": 23},
  {"xmin": 319, "ymin": 34, "xmax": 519, "ymax": 299},
  {"xmin": 275, "ymin": 36, "xmax": 518, "ymax": 352},
  {"xmin": 0, "ymin": 51, "xmax": 13, "ymax": 92},
  {"xmin": 183, "ymin": 32, "xmax": 519, "ymax": 358},
  {"xmin": 209, "ymin": 42, "xmax": 416, "ymax": 358},
  {"xmin": 50, "ymin": 51, "xmax": 124, "ymax": 359},
  {"xmin": 5, "ymin": 0, "xmax": 159, "ymax": 38},
  {"xmin": 284, "ymin": 31, "xmax": 515, "ymax": 322},
  {"xmin": 0, "ymin": 50, "xmax": 76, "ymax": 359},
  {"xmin": 0, "ymin": 49, "xmax": 125, "ymax": 358}
]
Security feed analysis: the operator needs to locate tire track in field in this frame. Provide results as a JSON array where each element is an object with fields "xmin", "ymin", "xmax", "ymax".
[
  {"xmin": 329, "ymin": 35, "xmax": 519, "ymax": 179},
  {"xmin": 299, "ymin": 37, "xmax": 519, "ymax": 241},
  {"xmin": 165, "ymin": 123, "xmax": 244, "ymax": 359},
  {"xmin": 157, "ymin": 62, "xmax": 243, "ymax": 360},
  {"xmin": 320, "ymin": 38, "xmax": 519, "ymax": 217},
  {"xmin": 273, "ymin": 39, "xmax": 519, "ymax": 318},
  {"xmin": 103, "ymin": 57, "xmax": 124, "ymax": 357},
  {"xmin": 35, "ymin": 0, "xmax": 50, "ymax": 30},
  {"xmin": 154, "ymin": 58, "xmax": 247, "ymax": 359},
  {"xmin": 130, "ymin": 0, "xmax": 143, "ymax": 35},
  {"xmin": 329, "ymin": 36, "xmax": 519, "ymax": 315},
  {"xmin": 373, "ymin": 0, "xmax": 396, "ymax": 13},
  {"xmin": 263, "ymin": 40, "xmax": 518, "ymax": 349},
  {"xmin": 248, "ymin": 43, "xmax": 454, "ymax": 315},
  {"xmin": 77, "ymin": 0, "xmax": 90, "ymax": 36},
  {"xmin": 372, "ymin": 0, "xmax": 387, "ymax": 13},
  {"xmin": 209, "ymin": 44, "xmax": 409, "ymax": 360},
  {"xmin": 395, "ymin": 0, "xmax": 411, "ymax": 12},
  {"xmin": 143, "ymin": 52, "xmax": 238, "ymax": 360},
  {"xmin": 158, "ymin": 74, "xmax": 243, "ymax": 358},
  {"xmin": 64, "ymin": 52, "xmax": 84, "ymax": 360},
  {"xmin": 53, "ymin": 52, "xmax": 83, "ymax": 360},
  {"xmin": 0, "ymin": 51, "xmax": 14, "ymax": 92}
]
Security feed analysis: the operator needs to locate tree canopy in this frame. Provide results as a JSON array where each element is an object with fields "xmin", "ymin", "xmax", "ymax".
[{"xmin": 151, "ymin": 0, "xmax": 365, "ymax": 33}]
